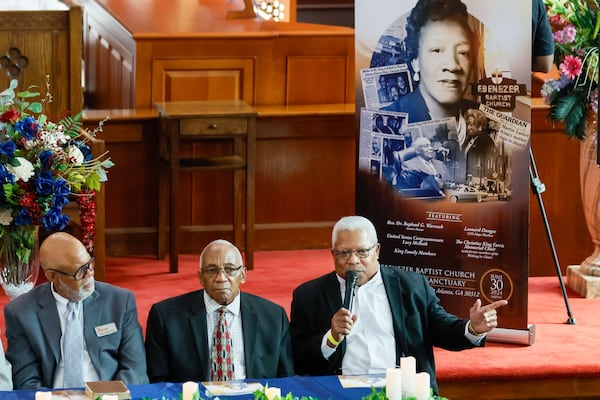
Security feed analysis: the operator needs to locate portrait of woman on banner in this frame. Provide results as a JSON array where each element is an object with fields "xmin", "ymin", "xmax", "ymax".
[{"xmin": 377, "ymin": 0, "xmax": 485, "ymax": 147}]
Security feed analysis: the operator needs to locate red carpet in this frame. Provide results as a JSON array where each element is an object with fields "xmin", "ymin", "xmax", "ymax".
[{"xmin": 1, "ymin": 250, "xmax": 600, "ymax": 398}]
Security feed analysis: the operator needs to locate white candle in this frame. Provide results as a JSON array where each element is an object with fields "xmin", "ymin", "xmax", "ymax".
[
  {"xmin": 400, "ymin": 356, "xmax": 416, "ymax": 399},
  {"xmin": 182, "ymin": 381, "xmax": 199, "ymax": 400},
  {"xmin": 385, "ymin": 367, "xmax": 402, "ymax": 400},
  {"xmin": 35, "ymin": 392, "xmax": 52, "ymax": 400},
  {"xmin": 265, "ymin": 386, "xmax": 281, "ymax": 400},
  {"xmin": 101, "ymin": 396, "xmax": 118, "ymax": 400},
  {"xmin": 415, "ymin": 371, "xmax": 431, "ymax": 400}
]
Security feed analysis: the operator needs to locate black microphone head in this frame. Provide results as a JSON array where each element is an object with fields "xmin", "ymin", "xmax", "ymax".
[
  {"xmin": 343, "ymin": 270, "xmax": 359, "ymax": 312},
  {"xmin": 346, "ymin": 270, "xmax": 358, "ymax": 282}
]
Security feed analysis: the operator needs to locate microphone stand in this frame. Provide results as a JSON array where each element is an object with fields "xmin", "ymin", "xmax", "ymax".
[{"xmin": 529, "ymin": 147, "xmax": 576, "ymax": 324}]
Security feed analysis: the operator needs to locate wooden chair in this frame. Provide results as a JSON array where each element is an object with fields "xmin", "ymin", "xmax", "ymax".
[{"xmin": 155, "ymin": 101, "xmax": 257, "ymax": 273}]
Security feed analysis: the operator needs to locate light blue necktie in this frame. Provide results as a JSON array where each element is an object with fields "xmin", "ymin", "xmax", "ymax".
[{"xmin": 63, "ymin": 301, "xmax": 83, "ymax": 388}]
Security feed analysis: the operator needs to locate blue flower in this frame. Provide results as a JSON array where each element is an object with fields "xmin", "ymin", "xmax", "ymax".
[
  {"xmin": 52, "ymin": 178, "xmax": 71, "ymax": 207},
  {"xmin": 0, "ymin": 164, "xmax": 14, "ymax": 183},
  {"xmin": 14, "ymin": 116, "xmax": 39, "ymax": 139},
  {"xmin": 42, "ymin": 207, "xmax": 70, "ymax": 231},
  {"xmin": 39, "ymin": 150, "xmax": 54, "ymax": 169},
  {"xmin": 14, "ymin": 208, "xmax": 32, "ymax": 226},
  {"xmin": 0, "ymin": 140, "xmax": 16, "ymax": 157},
  {"xmin": 35, "ymin": 170, "xmax": 55, "ymax": 197}
]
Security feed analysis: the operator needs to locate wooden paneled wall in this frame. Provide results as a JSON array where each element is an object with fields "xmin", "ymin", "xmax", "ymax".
[
  {"xmin": 79, "ymin": 0, "xmax": 356, "ymax": 257},
  {"xmin": 80, "ymin": 0, "xmax": 354, "ymax": 110},
  {"xmin": 83, "ymin": 105, "xmax": 356, "ymax": 256},
  {"xmin": 0, "ymin": 0, "xmax": 83, "ymax": 116},
  {"xmin": 528, "ymin": 99, "xmax": 593, "ymax": 276}
]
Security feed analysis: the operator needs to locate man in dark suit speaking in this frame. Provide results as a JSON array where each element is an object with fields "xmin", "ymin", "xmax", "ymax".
[
  {"xmin": 4, "ymin": 232, "xmax": 148, "ymax": 389},
  {"xmin": 290, "ymin": 216, "xmax": 507, "ymax": 395},
  {"xmin": 145, "ymin": 239, "xmax": 294, "ymax": 382}
]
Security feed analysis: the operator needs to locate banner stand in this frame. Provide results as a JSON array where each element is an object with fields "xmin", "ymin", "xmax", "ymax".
[
  {"xmin": 355, "ymin": 0, "xmax": 533, "ymax": 333},
  {"xmin": 530, "ymin": 148, "xmax": 577, "ymax": 325},
  {"xmin": 486, "ymin": 324, "xmax": 535, "ymax": 346}
]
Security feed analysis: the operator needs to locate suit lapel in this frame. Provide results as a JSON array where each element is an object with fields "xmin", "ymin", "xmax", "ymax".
[
  {"xmin": 189, "ymin": 291, "xmax": 210, "ymax": 380},
  {"xmin": 381, "ymin": 267, "xmax": 407, "ymax": 360},
  {"xmin": 36, "ymin": 284, "xmax": 61, "ymax": 367},
  {"xmin": 323, "ymin": 273, "xmax": 347, "ymax": 363},
  {"xmin": 82, "ymin": 290, "xmax": 103, "ymax": 376},
  {"xmin": 240, "ymin": 293, "xmax": 258, "ymax": 377},
  {"xmin": 325, "ymin": 272, "xmax": 343, "ymax": 312}
]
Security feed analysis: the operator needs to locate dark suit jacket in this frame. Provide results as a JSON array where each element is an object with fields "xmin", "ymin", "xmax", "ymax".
[
  {"xmin": 289, "ymin": 267, "xmax": 481, "ymax": 394},
  {"xmin": 145, "ymin": 290, "xmax": 294, "ymax": 382},
  {"xmin": 4, "ymin": 281, "xmax": 148, "ymax": 389}
]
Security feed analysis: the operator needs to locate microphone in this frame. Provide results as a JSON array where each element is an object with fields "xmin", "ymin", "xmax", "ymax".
[{"xmin": 343, "ymin": 270, "xmax": 358, "ymax": 313}]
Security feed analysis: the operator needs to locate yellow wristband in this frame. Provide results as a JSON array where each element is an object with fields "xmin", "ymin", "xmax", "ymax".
[
  {"xmin": 468, "ymin": 321, "xmax": 484, "ymax": 336},
  {"xmin": 327, "ymin": 330, "xmax": 341, "ymax": 346}
]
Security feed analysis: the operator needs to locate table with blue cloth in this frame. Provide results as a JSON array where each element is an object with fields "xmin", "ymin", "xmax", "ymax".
[{"xmin": 0, "ymin": 375, "xmax": 380, "ymax": 400}]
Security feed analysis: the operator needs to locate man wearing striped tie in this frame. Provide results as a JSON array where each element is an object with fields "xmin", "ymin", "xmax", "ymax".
[{"xmin": 145, "ymin": 239, "xmax": 294, "ymax": 383}]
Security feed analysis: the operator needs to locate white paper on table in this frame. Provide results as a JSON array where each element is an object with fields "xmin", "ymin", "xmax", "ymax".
[
  {"xmin": 202, "ymin": 381, "xmax": 264, "ymax": 396},
  {"xmin": 338, "ymin": 374, "xmax": 386, "ymax": 388}
]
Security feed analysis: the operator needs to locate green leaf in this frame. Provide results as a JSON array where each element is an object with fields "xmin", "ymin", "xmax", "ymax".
[
  {"xmin": 27, "ymin": 102, "xmax": 43, "ymax": 114},
  {"xmin": 85, "ymin": 174, "xmax": 102, "ymax": 191},
  {"xmin": 101, "ymin": 159, "xmax": 116, "ymax": 169},
  {"xmin": 548, "ymin": 90, "xmax": 589, "ymax": 140},
  {"xmin": 16, "ymin": 87, "xmax": 40, "ymax": 99},
  {"xmin": 60, "ymin": 112, "xmax": 83, "ymax": 137}
]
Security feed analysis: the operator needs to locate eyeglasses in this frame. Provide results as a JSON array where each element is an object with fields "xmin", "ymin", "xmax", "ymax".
[
  {"xmin": 332, "ymin": 244, "xmax": 377, "ymax": 260},
  {"xmin": 202, "ymin": 264, "xmax": 243, "ymax": 277},
  {"xmin": 48, "ymin": 257, "xmax": 95, "ymax": 281}
]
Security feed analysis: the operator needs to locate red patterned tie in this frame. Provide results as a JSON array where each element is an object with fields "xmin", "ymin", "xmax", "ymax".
[{"xmin": 211, "ymin": 307, "xmax": 234, "ymax": 381}]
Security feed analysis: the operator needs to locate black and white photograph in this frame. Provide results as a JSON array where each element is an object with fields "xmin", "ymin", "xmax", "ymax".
[{"xmin": 360, "ymin": 63, "xmax": 412, "ymax": 109}]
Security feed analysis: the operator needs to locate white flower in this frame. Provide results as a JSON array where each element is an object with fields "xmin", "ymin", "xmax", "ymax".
[
  {"xmin": 6, "ymin": 157, "xmax": 34, "ymax": 182},
  {"xmin": 0, "ymin": 208, "xmax": 13, "ymax": 226},
  {"xmin": 66, "ymin": 145, "xmax": 85, "ymax": 165}
]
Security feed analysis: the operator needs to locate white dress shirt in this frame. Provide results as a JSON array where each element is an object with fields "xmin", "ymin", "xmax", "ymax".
[
  {"xmin": 204, "ymin": 292, "xmax": 247, "ymax": 380},
  {"xmin": 51, "ymin": 285, "xmax": 99, "ymax": 388},
  {"xmin": 321, "ymin": 268, "xmax": 396, "ymax": 375},
  {"xmin": 342, "ymin": 269, "xmax": 396, "ymax": 375}
]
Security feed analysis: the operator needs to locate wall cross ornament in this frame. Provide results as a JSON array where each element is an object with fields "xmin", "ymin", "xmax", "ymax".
[{"xmin": 0, "ymin": 47, "xmax": 29, "ymax": 79}]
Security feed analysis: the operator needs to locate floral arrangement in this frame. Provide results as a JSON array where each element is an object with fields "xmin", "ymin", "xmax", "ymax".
[
  {"xmin": 541, "ymin": 0, "xmax": 599, "ymax": 139},
  {"xmin": 140, "ymin": 384, "xmax": 449, "ymax": 400},
  {"xmin": 253, "ymin": 385, "xmax": 448, "ymax": 400},
  {"xmin": 0, "ymin": 78, "xmax": 113, "ymax": 295}
]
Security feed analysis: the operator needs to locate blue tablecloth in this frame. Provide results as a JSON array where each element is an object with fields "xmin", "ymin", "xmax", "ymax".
[{"xmin": 0, "ymin": 375, "xmax": 377, "ymax": 399}]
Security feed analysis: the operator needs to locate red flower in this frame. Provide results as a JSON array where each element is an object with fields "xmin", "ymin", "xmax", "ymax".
[
  {"xmin": 76, "ymin": 191, "xmax": 97, "ymax": 254},
  {"xmin": 559, "ymin": 55, "xmax": 583, "ymax": 79},
  {"xmin": 19, "ymin": 192, "xmax": 37, "ymax": 209},
  {"xmin": 0, "ymin": 109, "xmax": 19, "ymax": 123}
]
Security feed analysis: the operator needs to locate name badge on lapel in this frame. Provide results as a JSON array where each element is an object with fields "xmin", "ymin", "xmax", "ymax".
[{"xmin": 95, "ymin": 322, "xmax": 118, "ymax": 337}]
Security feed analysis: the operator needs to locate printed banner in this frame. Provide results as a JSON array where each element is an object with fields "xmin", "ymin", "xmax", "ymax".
[{"xmin": 355, "ymin": 0, "xmax": 531, "ymax": 329}]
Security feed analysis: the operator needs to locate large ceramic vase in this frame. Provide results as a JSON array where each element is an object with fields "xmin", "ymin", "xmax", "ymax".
[
  {"xmin": 579, "ymin": 117, "xmax": 600, "ymax": 276},
  {"xmin": 0, "ymin": 225, "xmax": 40, "ymax": 299}
]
